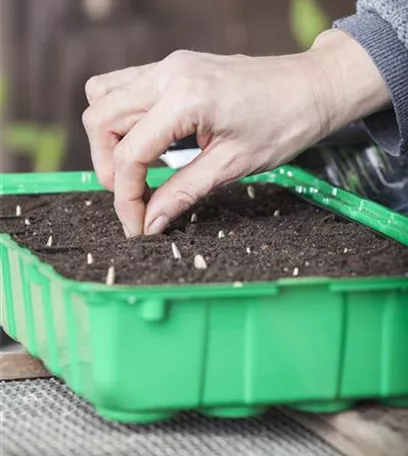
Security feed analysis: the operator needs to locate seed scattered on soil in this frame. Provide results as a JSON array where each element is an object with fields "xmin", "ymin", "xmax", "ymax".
[
  {"xmin": 293, "ymin": 267, "xmax": 299, "ymax": 277},
  {"xmin": 106, "ymin": 265, "xmax": 115, "ymax": 285},
  {"xmin": 228, "ymin": 231, "xmax": 234, "ymax": 236},
  {"xmin": 87, "ymin": 253, "xmax": 94, "ymax": 265},
  {"xmin": 247, "ymin": 185, "xmax": 256, "ymax": 199},
  {"xmin": 16, "ymin": 205, "xmax": 22, "ymax": 216},
  {"xmin": 273, "ymin": 210, "xmax": 280, "ymax": 217},
  {"xmin": 85, "ymin": 200, "xmax": 92, "ymax": 206},
  {"xmin": 343, "ymin": 248, "xmax": 348, "ymax": 253},
  {"xmin": 233, "ymin": 281, "xmax": 243, "ymax": 287},
  {"xmin": 3, "ymin": 185, "xmax": 407, "ymax": 285},
  {"xmin": 24, "ymin": 218, "xmax": 30, "ymax": 226},
  {"xmin": 218, "ymin": 230, "xmax": 225, "ymax": 239},
  {"xmin": 261, "ymin": 244, "xmax": 269, "ymax": 250},
  {"xmin": 304, "ymin": 261, "xmax": 310, "ymax": 267},
  {"xmin": 246, "ymin": 247, "xmax": 252, "ymax": 254},
  {"xmin": 190, "ymin": 213, "xmax": 198, "ymax": 223},
  {"xmin": 283, "ymin": 267, "xmax": 289, "ymax": 272},
  {"xmin": 194, "ymin": 254, "xmax": 207, "ymax": 270},
  {"xmin": 171, "ymin": 242, "xmax": 182, "ymax": 260},
  {"xmin": 46, "ymin": 236, "xmax": 53, "ymax": 248}
]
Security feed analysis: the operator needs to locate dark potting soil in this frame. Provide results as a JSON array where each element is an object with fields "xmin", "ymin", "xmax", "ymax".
[{"xmin": 1, "ymin": 184, "xmax": 407, "ymax": 285}]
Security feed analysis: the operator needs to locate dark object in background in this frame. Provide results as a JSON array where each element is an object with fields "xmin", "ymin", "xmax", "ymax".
[
  {"xmin": 169, "ymin": 134, "xmax": 200, "ymax": 150},
  {"xmin": 298, "ymin": 123, "xmax": 408, "ymax": 213},
  {"xmin": 320, "ymin": 145, "xmax": 408, "ymax": 213},
  {"xmin": 0, "ymin": 328, "xmax": 14, "ymax": 347}
]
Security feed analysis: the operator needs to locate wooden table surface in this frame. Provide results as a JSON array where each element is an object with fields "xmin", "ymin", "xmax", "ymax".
[{"xmin": 1, "ymin": 350, "xmax": 407, "ymax": 456}]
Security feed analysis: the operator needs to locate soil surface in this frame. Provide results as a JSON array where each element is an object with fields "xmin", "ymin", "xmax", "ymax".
[{"xmin": 1, "ymin": 185, "xmax": 407, "ymax": 285}]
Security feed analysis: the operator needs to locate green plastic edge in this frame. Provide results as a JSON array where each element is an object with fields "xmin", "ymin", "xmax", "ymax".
[{"xmin": 1, "ymin": 165, "xmax": 408, "ymax": 245}]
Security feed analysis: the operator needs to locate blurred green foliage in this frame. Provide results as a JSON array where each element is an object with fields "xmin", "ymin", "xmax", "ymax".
[
  {"xmin": 290, "ymin": 0, "xmax": 330, "ymax": 49},
  {"xmin": 6, "ymin": 124, "xmax": 66, "ymax": 172},
  {"xmin": 1, "ymin": 77, "xmax": 66, "ymax": 172}
]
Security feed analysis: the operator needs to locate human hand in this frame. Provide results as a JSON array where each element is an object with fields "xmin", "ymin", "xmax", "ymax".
[{"xmin": 83, "ymin": 29, "xmax": 390, "ymax": 236}]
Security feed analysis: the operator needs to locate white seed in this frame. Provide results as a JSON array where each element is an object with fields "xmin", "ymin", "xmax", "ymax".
[
  {"xmin": 261, "ymin": 244, "xmax": 269, "ymax": 250},
  {"xmin": 293, "ymin": 267, "xmax": 299, "ymax": 277},
  {"xmin": 218, "ymin": 230, "xmax": 225, "ymax": 239},
  {"xmin": 24, "ymin": 218, "xmax": 30, "ymax": 226},
  {"xmin": 194, "ymin": 254, "xmax": 207, "ymax": 270},
  {"xmin": 246, "ymin": 185, "xmax": 256, "ymax": 199},
  {"xmin": 283, "ymin": 267, "xmax": 289, "ymax": 272},
  {"xmin": 273, "ymin": 210, "xmax": 280, "ymax": 217},
  {"xmin": 228, "ymin": 231, "xmax": 234, "ymax": 236},
  {"xmin": 343, "ymin": 248, "xmax": 348, "ymax": 254},
  {"xmin": 190, "ymin": 213, "xmax": 198, "ymax": 223},
  {"xmin": 85, "ymin": 200, "xmax": 92, "ymax": 206},
  {"xmin": 304, "ymin": 261, "xmax": 310, "ymax": 267},
  {"xmin": 87, "ymin": 253, "xmax": 94, "ymax": 265},
  {"xmin": 171, "ymin": 242, "xmax": 182, "ymax": 260},
  {"xmin": 16, "ymin": 205, "xmax": 22, "ymax": 216},
  {"xmin": 46, "ymin": 235, "xmax": 53, "ymax": 248},
  {"xmin": 246, "ymin": 247, "xmax": 251, "ymax": 254},
  {"xmin": 64, "ymin": 208, "xmax": 69, "ymax": 213},
  {"xmin": 233, "ymin": 281, "xmax": 243, "ymax": 288},
  {"xmin": 106, "ymin": 266, "xmax": 115, "ymax": 286}
]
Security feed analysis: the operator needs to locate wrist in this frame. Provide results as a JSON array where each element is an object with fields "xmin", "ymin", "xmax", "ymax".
[{"xmin": 304, "ymin": 29, "xmax": 391, "ymax": 138}]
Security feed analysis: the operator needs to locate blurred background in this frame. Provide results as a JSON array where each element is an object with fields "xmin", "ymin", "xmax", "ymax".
[{"xmin": 1, "ymin": 0, "xmax": 355, "ymax": 174}]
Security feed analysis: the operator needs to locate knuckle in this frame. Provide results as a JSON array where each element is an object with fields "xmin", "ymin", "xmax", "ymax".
[
  {"xmin": 96, "ymin": 169, "xmax": 113, "ymax": 189},
  {"xmin": 82, "ymin": 105, "xmax": 105, "ymax": 132},
  {"xmin": 85, "ymin": 75, "xmax": 104, "ymax": 101},
  {"xmin": 166, "ymin": 49, "xmax": 193, "ymax": 65},
  {"xmin": 173, "ymin": 187, "xmax": 199, "ymax": 210},
  {"xmin": 233, "ymin": 53, "xmax": 247, "ymax": 59},
  {"xmin": 82, "ymin": 107, "xmax": 95, "ymax": 130}
]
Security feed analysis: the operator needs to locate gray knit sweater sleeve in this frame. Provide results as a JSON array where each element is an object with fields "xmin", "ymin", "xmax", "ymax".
[{"xmin": 334, "ymin": 0, "xmax": 408, "ymax": 156}]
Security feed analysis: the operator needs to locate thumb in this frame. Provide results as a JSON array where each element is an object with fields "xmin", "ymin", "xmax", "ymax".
[{"xmin": 144, "ymin": 142, "xmax": 244, "ymax": 234}]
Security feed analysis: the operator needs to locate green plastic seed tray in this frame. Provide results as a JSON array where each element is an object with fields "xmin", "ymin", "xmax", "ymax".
[{"xmin": 1, "ymin": 166, "xmax": 407, "ymax": 423}]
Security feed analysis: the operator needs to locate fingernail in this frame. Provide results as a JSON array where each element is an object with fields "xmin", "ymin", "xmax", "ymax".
[{"xmin": 147, "ymin": 215, "xmax": 169, "ymax": 235}]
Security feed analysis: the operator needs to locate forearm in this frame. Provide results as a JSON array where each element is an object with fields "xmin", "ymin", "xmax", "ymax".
[
  {"xmin": 304, "ymin": 29, "xmax": 391, "ymax": 139},
  {"xmin": 334, "ymin": 3, "xmax": 408, "ymax": 156}
]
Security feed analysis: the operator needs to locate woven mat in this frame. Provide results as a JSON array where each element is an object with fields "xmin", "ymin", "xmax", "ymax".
[{"xmin": 0, "ymin": 378, "xmax": 344, "ymax": 456}]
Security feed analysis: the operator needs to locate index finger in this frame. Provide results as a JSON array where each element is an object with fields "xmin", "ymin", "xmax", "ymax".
[{"xmin": 113, "ymin": 96, "xmax": 196, "ymax": 237}]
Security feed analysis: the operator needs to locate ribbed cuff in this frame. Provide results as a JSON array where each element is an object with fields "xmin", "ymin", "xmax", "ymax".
[{"xmin": 334, "ymin": 12, "xmax": 408, "ymax": 156}]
